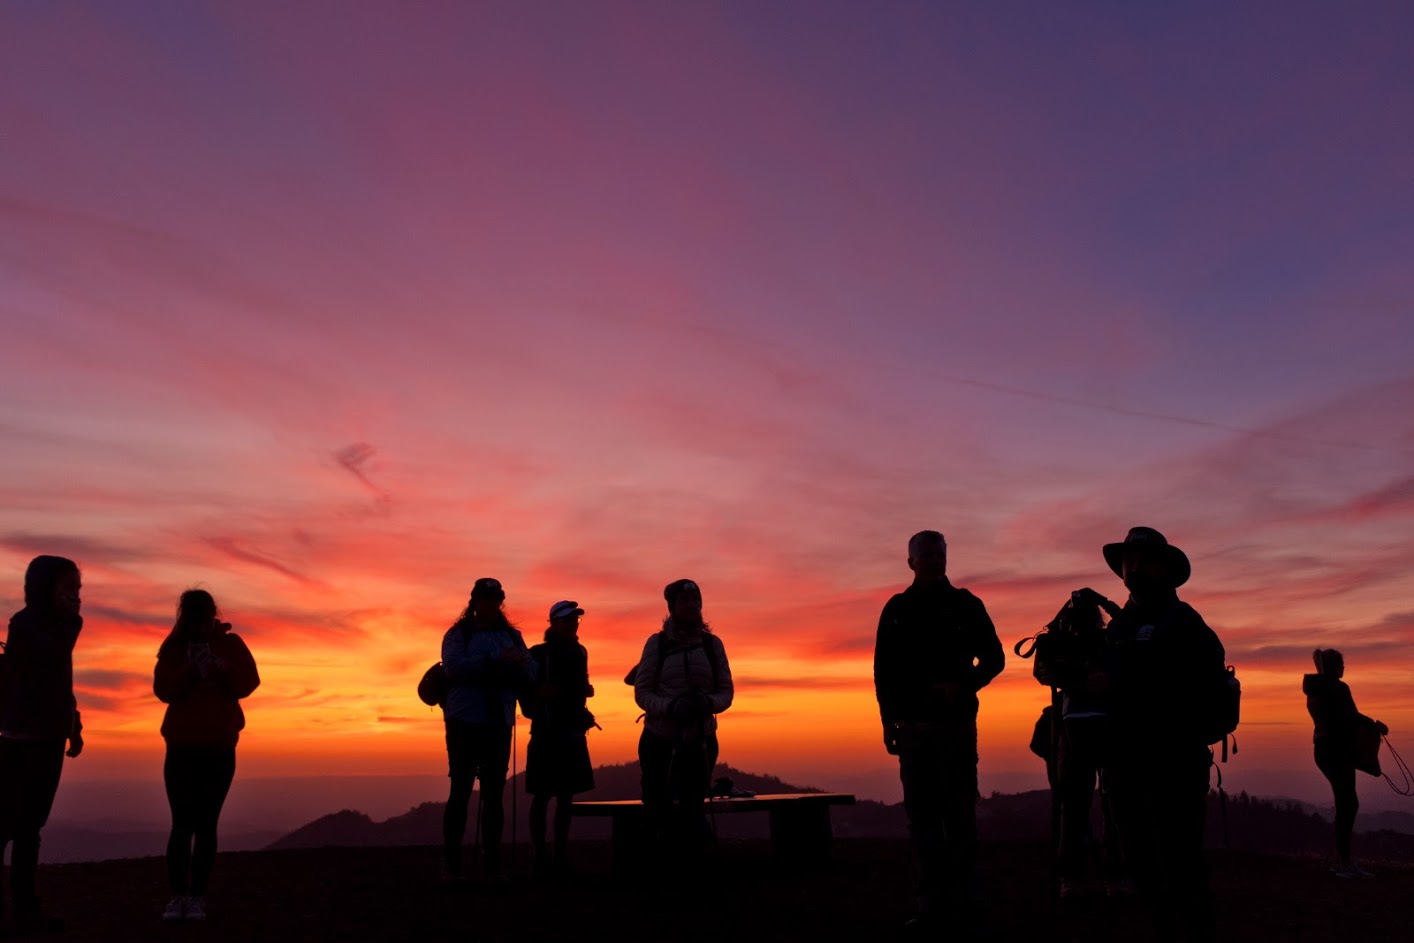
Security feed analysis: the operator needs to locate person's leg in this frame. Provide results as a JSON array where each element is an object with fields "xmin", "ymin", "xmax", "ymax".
[
  {"xmin": 898, "ymin": 739, "xmax": 948, "ymax": 921},
  {"xmin": 474, "ymin": 724, "xmax": 513, "ymax": 876},
  {"xmin": 164, "ymin": 747, "xmax": 199, "ymax": 896},
  {"xmin": 1316, "ymin": 742, "xmax": 1358, "ymax": 865},
  {"xmin": 1056, "ymin": 725, "xmax": 1095, "ymax": 882},
  {"xmin": 937, "ymin": 726, "xmax": 980, "ymax": 915},
  {"xmin": 442, "ymin": 720, "xmax": 475, "ymax": 874},
  {"xmin": 9, "ymin": 739, "xmax": 65, "ymax": 918},
  {"xmin": 638, "ymin": 730, "xmax": 674, "ymax": 845},
  {"xmin": 188, "ymin": 747, "xmax": 237, "ymax": 898},
  {"xmin": 552, "ymin": 793, "xmax": 574, "ymax": 862},
  {"xmin": 529, "ymin": 793, "xmax": 551, "ymax": 866}
]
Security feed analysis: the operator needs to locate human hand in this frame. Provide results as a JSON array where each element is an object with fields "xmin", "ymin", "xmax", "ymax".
[
  {"xmin": 585, "ymin": 683, "xmax": 595, "ymax": 698},
  {"xmin": 66, "ymin": 732, "xmax": 84, "ymax": 759},
  {"xmin": 1377, "ymin": 721, "xmax": 1390, "ymax": 736}
]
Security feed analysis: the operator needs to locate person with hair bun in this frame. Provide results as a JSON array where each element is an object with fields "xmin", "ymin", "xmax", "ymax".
[{"xmin": 1304, "ymin": 648, "xmax": 1387, "ymax": 878}]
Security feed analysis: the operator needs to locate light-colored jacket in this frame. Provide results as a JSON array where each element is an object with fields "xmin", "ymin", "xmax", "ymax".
[
  {"xmin": 442, "ymin": 623, "xmax": 537, "ymax": 726},
  {"xmin": 633, "ymin": 623, "xmax": 733, "ymax": 741}
]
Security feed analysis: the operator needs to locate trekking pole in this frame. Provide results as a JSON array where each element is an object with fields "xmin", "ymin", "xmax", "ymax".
[
  {"xmin": 472, "ymin": 789, "xmax": 482, "ymax": 868},
  {"xmin": 517, "ymin": 718, "xmax": 523, "ymax": 882}
]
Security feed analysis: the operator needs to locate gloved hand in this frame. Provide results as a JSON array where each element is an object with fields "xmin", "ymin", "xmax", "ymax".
[
  {"xmin": 1376, "ymin": 720, "xmax": 1390, "ymax": 736},
  {"xmin": 670, "ymin": 689, "xmax": 709, "ymax": 723}
]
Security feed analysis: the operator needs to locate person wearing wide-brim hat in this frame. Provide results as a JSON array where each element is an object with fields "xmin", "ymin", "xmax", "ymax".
[{"xmin": 1083, "ymin": 526, "xmax": 1226, "ymax": 942}]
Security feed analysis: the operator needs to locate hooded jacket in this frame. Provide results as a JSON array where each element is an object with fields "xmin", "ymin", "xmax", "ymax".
[
  {"xmin": 1, "ymin": 608, "xmax": 82, "ymax": 741},
  {"xmin": 154, "ymin": 632, "xmax": 260, "ymax": 749},
  {"xmin": 441, "ymin": 622, "xmax": 538, "ymax": 726}
]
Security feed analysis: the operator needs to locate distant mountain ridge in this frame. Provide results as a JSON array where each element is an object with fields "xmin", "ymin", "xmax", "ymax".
[{"xmin": 267, "ymin": 762, "xmax": 1414, "ymax": 860}]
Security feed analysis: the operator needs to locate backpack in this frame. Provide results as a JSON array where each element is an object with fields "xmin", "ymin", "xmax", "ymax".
[
  {"xmin": 623, "ymin": 631, "xmax": 723, "ymax": 691},
  {"xmin": 417, "ymin": 661, "xmax": 448, "ymax": 708},
  {"xmin": 1201, "ymin": 664, "xmax": 1242, "ymax": 761}
]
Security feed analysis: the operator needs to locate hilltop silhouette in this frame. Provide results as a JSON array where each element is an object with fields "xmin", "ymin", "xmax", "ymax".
[{"xmin": 268, "ymin": 762, "xmax": 1414, "ymax": 862}]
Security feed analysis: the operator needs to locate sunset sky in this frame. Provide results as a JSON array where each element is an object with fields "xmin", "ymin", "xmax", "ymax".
[{"xmin": 2, "ymin": 2, "xmax": 1412, "ymax": 812}]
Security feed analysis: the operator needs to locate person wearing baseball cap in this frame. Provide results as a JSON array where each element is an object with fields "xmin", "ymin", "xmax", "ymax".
[
  {"xmin": 524, "ymin": 600, "xmax": 596, "ymax": 877},
  {"xmin": 631, "ymin": 578, "xmax": 734, "ymax": 858},
  {"xmin": 438, "ymin": 578, "xmax": 536, "ymax": 885},
  {"xmin": 1084, "ymin": 527, "xmax": 1226, "ymax": 941}
]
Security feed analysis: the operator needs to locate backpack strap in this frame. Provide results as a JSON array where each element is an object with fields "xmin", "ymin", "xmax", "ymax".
[{"xmin": 657, "ymin": 630, "xmax": 722, "ymax": 692}]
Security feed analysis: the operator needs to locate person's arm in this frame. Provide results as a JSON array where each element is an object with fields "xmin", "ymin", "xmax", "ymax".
[
  {"xmin": 153, "ymin": 647, "xmax": 199, "ymax": 704},
  {"xmin": 216, "ymin": 634, "xmax": 261, "ymax": 699},
  {"xmin": 704, "ymin": 636, "xmax": 733, "ymax": 714},
  {"xmin": 873, "ymin": 598, "xmax": 904, "ymax": 726},
  {"xmin": 634, "ymin": 635, "xmax": 673, "ymax": 717},
  {"xmin": 967, "ymin": 594, "xmax": 1006, "ymax": 691}
]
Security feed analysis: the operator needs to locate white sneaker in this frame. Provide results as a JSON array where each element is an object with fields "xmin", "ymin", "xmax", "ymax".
[
  {"xmin": 1333, "ymin": 864, "xmax": 1359, "ymax": 879},
  {"xmin": 1350, "ymin": 863, "xmax": 1375, "ymax": 879},
  {"xmin": 185, "ymin": 897, "xmax": 207, "ymax": 921},
  {"xmin": 162, "ymin": 896, "xmax": 187, "ymax": 922}
]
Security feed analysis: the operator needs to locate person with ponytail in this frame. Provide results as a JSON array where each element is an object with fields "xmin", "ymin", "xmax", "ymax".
[
  {"xmin": 154, "ymin": 589, "xmax": 260, "ymax": 921},
  {"xmin": 0, "ymin": 555, "xmax": 84, "ymax": 936},
  {"xmin": 1304, "ymin": 648, "xmax": 1386, "ymax": 878}
]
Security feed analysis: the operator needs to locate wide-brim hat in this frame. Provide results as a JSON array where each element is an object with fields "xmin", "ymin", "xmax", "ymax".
[{"xmin": 1102, "ymin": 526, "xmax": 1191, "ymax": 588}]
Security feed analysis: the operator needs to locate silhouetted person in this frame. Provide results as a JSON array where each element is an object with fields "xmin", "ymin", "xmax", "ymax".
[
  {"xmin": 1304, "ymin": 648, "xmax": 1386, "ymax": 878},
  {"xmin": 0, "ymin": 555, "xmax": 84, "ymax": 936},
  {"xmin": 633, "ymin": 579, "xmax": 734, "ymax": 858},
  {"xmin": 873, "ymin": 531, "xmax": 1005, "ymax": 932},
  {"xmin": 441, "ymin": 578, "xmax": 536, "ymax": 884},
  {"xmin": 1087, "ymin": 526, "xmax": 1225, "ymax": 943},
  {"xmin": 525, "ymin": 600, "xmax": 596, "ymax": 878},
  {"xmin": 1032, "ymin": 591, "xmax": 1126, "ymax": 897},
  {"xmin": 153, "ymin": 589, "xmax": 261, "ymax": 922}
]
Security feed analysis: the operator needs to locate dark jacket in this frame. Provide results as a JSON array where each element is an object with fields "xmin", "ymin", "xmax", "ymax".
[
  {"xmin": 154, "ymin": 633, "xmax": 261, "ymax": 749},
  {"xmin": 1, "ymin": 608, "xmax": 82, "ymax": 741},
  {"xmin": 1101, "ymin": 592, "xmax": 1225, "ymax": 757},
  {"xmin": 527, "ymin": 636, "xmax": 593, "ymax": 735},
  {"xmin": 1303, "ymin": 674, "xmax": 1366, "ymax": 744},
  {"xmin": 873, "ymin": 579, "xmax": 1005, "ymax": 726}
]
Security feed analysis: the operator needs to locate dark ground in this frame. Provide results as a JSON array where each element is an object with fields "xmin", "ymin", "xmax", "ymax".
[{"xmin": 27, "ymin": 838, "xmax": 1414, "ymax": 942}]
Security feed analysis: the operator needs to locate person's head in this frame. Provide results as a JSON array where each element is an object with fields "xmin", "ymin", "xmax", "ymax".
[
  {"xmin": 1102, "ymin": 527, "xmax": 1190, "ymax": 600},
  {"xmin": 176, "ymin": 589, "xmax": 219, "ymax": 635},
  {"xmin": 907, "ymin": 531, "xmax": 947, "ymax": 585},
  {"xmin": 468, "ymin": 577, "xmax": 506, "ymax": 619},
  {"xmin": 23, "ymin": 555, "xmax": 81, "ymax": 619},
  {"xmin": 664, "ymin": 579, "xmax": 703, "ymax": 626},
  {"xmin": 160, "ymin": 588, "xmax": 221, "ymax": 655},
  {"xmin": 547, "ymin": 600, "xmax": 584, "ymax": 640},
  {"xmin": 456, "ymin": 578, "xmax": 513, "ymax": 633},
  {"xmin": 1314, "ymin": 648, "xmax": 1345, "ymax": 679}
]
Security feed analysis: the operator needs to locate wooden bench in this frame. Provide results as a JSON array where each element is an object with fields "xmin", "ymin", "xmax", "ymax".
[{"xmin": 570, "ymin": 792, "xmax": 856, "ymax": 868}]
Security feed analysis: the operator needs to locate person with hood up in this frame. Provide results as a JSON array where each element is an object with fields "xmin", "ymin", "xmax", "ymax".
[{"xmin": 0, "ymin": 555, "xmax": 85, "ymax": 936}]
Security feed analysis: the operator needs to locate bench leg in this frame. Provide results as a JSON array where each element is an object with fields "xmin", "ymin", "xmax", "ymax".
[
  {"xmin": 611, "ymin": 811, "xmax": 647, "ymax": 872},
  {"xmin": 768, "ymin": 805, "xmax": 833, "ymax": 863}
]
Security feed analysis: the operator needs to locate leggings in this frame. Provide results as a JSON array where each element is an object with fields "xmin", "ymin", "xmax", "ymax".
[
  {"xmin": 164, "ymin": 744, "xmax": 237, "ymax": 897},
  {"xmin": 1315, "ymin": 738, "xmax": 1358, "ymax": 862}
]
